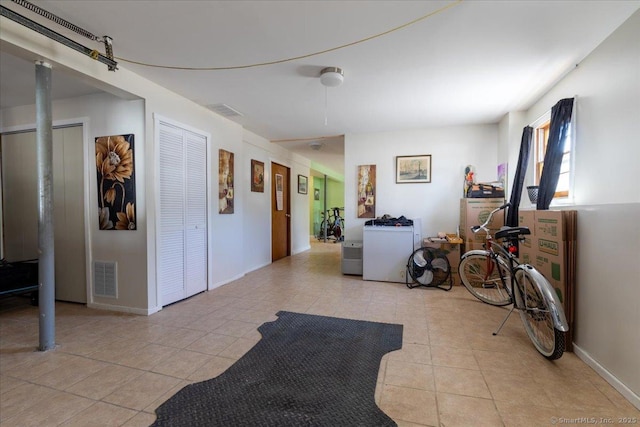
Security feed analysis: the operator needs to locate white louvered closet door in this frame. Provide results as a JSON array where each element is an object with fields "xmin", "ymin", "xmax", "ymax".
[
  {"xmin": 184, "ymin": 132, "xmax": 207, "ymax": 296},
  {"xmin": 158, "ymin": 122, "xmax": 207, "ymax": 306}
]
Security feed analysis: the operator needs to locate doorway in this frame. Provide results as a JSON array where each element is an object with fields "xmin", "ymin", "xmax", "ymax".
[
  {"xmin": 271, "ymin": 162, "xmax": 290, "ymax": 262},
  {"xmin": 1, "ymin": 126, "xmax": 87, "ymax": 303}
]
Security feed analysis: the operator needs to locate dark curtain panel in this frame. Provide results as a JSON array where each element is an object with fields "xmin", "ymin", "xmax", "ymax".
[
  {"xmin": 506, "ymin": 126, "xmax": 533, "ymax": 227},
  {"xmin": 537, "ymin": 98, "xmax": 574, "ymax": 210}
]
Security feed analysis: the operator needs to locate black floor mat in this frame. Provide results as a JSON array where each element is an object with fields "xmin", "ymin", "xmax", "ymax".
[{"xmin": 152, "ymin": 311, "xmax": 403, "ymax": 426}]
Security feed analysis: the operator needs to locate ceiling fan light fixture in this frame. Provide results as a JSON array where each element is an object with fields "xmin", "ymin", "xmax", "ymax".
[{"xmin": 320, "ymin": 67, "xmax": 344, "ymax": 87}]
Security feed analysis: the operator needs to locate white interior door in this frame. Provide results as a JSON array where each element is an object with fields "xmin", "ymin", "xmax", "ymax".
[
  {"xmin": 158, "ymin": 122, "xmax": 207, "ymax": 306},
  {"xmin": 1, "ymin": 126, "xmax": 86, "ymax": 303}
]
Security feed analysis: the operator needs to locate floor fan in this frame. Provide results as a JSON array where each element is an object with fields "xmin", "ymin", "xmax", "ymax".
[{"xmin": 406, "ymin": 247, "xmax": 452, "ymax": 290}]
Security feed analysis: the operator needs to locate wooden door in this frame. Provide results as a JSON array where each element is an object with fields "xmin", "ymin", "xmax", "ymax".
[{"xmin": 271, "ymin": 162, "xmax": 290, "ymax": 261}]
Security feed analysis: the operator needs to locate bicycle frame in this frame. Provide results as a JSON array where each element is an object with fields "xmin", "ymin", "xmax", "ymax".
[
  {"xmin": 472, "ymin": 204, "xmax": 568, "ymax": 333},
  {"xmin": 317, "ymin": 207, "xmax": 344, "ymax": 241}
]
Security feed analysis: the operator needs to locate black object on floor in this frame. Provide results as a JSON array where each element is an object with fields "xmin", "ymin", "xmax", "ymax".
[{"xmin": 152, "ymin": 311, "xmax": 403, "ymax": 426}]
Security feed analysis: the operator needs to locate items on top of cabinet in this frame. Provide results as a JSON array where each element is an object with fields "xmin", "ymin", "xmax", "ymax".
[{"xmin": 364, "ymin": 215, "xmax": 413, "ymax": 227}]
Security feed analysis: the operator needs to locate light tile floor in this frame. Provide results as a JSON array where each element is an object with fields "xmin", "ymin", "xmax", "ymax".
[{"xmin": 1, "ymin": 241, "xmax": 638, "ymax": 426}]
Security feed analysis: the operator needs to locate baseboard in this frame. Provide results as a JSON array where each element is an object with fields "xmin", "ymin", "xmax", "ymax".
[
  {"xmin": 245, "ymin": 261, "xmax": 271, "ymax": 275},
  {"xmin": 292, "ymin": 244, "xmax": 311, "ymax": 255},
  {"xmin": 87, "ymin": 302, "xmax": 158, "ymax": 316},
  {"xmin": 573, "ymin": 343, "xmax": 640, "ymax": 410},
  {"xmin": 210, "ymin": 273, "xmax": 245, "ymax": 290}
]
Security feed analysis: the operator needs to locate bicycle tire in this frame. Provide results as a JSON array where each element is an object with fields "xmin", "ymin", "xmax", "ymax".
[
  {"xmin": 513, "ymin": 266, "xmax": 565, "ymax": 360},
  {"xmin": 317, "ymin": 220, "xmax": 327, "ymax": 240},
  {"xmin": 333, "ymin": 219, "xmax": 343, "ymax": 240},
  {"xmin": 333, "ymin": 225, "xmax": 342, "ymax": 240},
  {"xmin": 459, "ymin": 250, "xmax": 512, "ymax": 306}
]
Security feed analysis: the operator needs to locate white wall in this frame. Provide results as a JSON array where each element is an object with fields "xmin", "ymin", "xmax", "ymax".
[
  {"xmin": 344, "ymin": 125, "xmax": 498, "ymax": 241},
  {"xmin": 1, "ymin": 94, "xmax": 147, "ymax": 310},
  {"xmin": 503, "ymin": 10, "xmax": 640, "ymax": 406},
  {"xmin": 0, "ymin": 18, "xmax": 312, "ymax": 314},
  {"xmin": 497, "ymin": 111, "xmax": 526, "ymax": 201},
  {"xmin": 241, "ymin": 135, "xmax": 274, "ymax": 274},
  {"xmin": 242, "ymin": 130, "xmax": 312, "ymax": 262}
]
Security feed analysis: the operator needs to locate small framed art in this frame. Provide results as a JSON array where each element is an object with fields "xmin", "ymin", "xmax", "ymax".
[
  {"xmin": 251, "ymin": 159, "xmax": 264, "ymax": 192},
  {"xmin": 297, "ymin": 174, "xmax": 308, "ymax": 194}
]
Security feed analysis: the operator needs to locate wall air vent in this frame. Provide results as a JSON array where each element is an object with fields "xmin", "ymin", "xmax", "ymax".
[
  {"xmin": 206, "ymin": 103, "xmax": 244, "ymax": 117},
  {"xmin": 94, "ymin": 261, "xmax": 117, "ymax": 298}
]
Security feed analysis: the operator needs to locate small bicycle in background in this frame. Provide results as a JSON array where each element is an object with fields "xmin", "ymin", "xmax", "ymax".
[
  {"xmin": 317, "ymin": 207, "xmax": 345, "ymax": 242},
  {"xmin": 458, "ymin": 203, "xmax": 568, "ymax": 359}
]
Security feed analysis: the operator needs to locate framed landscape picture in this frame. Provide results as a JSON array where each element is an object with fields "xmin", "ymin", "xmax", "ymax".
[
  {"xmin": 396, "ymin": 155, "xmax": 431, "ymax": 183},
  {"xmin": 297, "ymin": 174, "xmax": 308, "ymax": 194}
]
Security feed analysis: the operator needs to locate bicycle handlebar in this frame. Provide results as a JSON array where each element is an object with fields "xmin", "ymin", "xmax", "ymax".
[{"xmin": 471, "ymin": 202, "xmax": 510, "ymax": 234}]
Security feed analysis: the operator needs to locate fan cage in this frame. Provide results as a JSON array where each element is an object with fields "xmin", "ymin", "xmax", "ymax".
[{"xmin": 406, "ymin": 247, "xmax": 452, "ymax": 291}]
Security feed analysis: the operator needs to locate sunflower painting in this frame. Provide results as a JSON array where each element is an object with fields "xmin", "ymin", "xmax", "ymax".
[{"xmin": 95, "ymin": 134, "xmax": 137, "ymax": 230}]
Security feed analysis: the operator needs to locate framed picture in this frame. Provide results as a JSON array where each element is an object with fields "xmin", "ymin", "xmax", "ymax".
[
  {"xmin": 297, "ymin": 175, "xmax": 308, "ymax": 194},
  {"xmin": 251, "ymin": 159, "xmax": 264, "ymax": 193},
  {"xmin": 314, "ymin": 188, "xmax": 320, "ymax": 200},
  {"xmin": 95, "ymin": 134, "xmax": 137, "ymax": 230},
  {"xmin": 396, "ymin": 155, "xmax": 431, "ymax": 183},
  {"xmin": 275, "ymin": 173, "xmax": 283, "ymax": 211},
  {"xmin": 357, "ymin": 165, "xmax": 376, "ymax": 218},
  {"xmin": 219, "ymin": 149, "xmax": 234, "ymax": 214}
]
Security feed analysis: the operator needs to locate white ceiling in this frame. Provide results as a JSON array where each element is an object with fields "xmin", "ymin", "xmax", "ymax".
[{"xmin": 1, "ymin": 0, "xmax": 638, "ymax": 176}]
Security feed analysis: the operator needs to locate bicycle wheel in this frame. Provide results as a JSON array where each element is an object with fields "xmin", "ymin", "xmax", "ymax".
[
  {"xmin": 333, "ymin": 219, "xmax": 343, "ymax": 240},
  {"xmin": 459, "ymin": 251, "xmax": 512, "ymax": 306},
  {"xmin": 317, "ymin": 220, "xmax": 327, "ymax": 240},
  {"xmin": 513, "ymin": 267, "xmax": 565, "ymax": 360}
]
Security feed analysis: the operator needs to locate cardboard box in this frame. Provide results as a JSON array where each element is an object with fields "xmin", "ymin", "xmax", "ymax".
[
  {"xmin": 527, "ymin": 210, "xmax": 577, "ymax": 351},
  {"xmin": 531, "ymin": 238, "xmax": 567, "ymax": 306},
  {"xmin": 460, "ymin": 228, "xmax": 502, "ymax": 245},
  {"xmin": 459, "ymin": 198, "xmax": 505, "ymax": 235},
  {"xmin": 460, "ymin": 209, "xmax": 577, "ymax": 352},
  {"xmin": 422, "ymin": 238, "xmax": 462, "ymax": 285},
  {"xmin": 534, "ymin": 210, "xmax": 567, "ymax": 241},
  {"xmin": 461, "ymin": 241, "xmax": 486, "ymax": 253},
  {"xmin": 518, "ymin": 210, "xmax": 536, "ymax": 235}
]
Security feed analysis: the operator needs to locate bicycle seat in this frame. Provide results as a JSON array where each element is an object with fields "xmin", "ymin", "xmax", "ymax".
[{"xmin": 495, "ymin": 226, "xmax": 530, "ymax": 240}]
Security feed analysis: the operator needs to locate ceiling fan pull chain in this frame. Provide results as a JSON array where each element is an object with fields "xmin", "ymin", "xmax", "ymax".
[{"xmin": 324, "ymin": 86, "xmax": 328, "ymax": 126}]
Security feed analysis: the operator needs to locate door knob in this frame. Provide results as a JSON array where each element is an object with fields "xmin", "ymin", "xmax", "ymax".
[{"xmin": 285, "ymin": 213, "xmax": 291, "ymax": 217}]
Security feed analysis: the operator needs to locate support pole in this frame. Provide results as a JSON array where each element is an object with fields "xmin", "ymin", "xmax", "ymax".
[
  {"xmin": 323, "ymin": 175, "xmax": 328, "ymax": 243},
  {"xmin": 35, "ymin": 61, "xmax": 55, "ymax": 351}
]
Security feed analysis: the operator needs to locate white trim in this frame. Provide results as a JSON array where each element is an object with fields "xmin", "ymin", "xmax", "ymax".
[
  {"xmin": 244, "ymin": 261, "xmax": 272, "ymax": 275},
  {"xmin": 80, "ymin": 118, "xmax": 93, "ymax": 306},
  {"xmin": 0, "ymin": 118, "xmax": 87, "ymax": 134},
  {"xmin": 269, "ymin": 155, "xmax": 293, "ymax": 170},
  {"xmin": 153, "ymin": 113, "xmax": 212, "ymax": 139},
  {"xmin": 292, "ymin": 244, "xmax": 311, "ymax": 255},
  {"xmin": 573, "ymin": 343, "xmax": 640, "ymax": 410},
  {"xmin": 87, "ymin": 301, "xmax": 160, "ymax": 316},
  {"xmin": 210, "ymin": 273, "xmax": 245, "ymax": 290},
  {"xmin": 529, "ymin": 110, "xmax": 551, "ymax": 130},
  {"xmin": 0, "ymin": 118, "xmax": 92, "ymax": 305}
]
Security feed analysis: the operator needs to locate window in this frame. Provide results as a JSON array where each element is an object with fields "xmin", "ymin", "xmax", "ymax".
[{"xmin": 534, "ymin": 118, "xmax": 573, "ymax": 199}]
